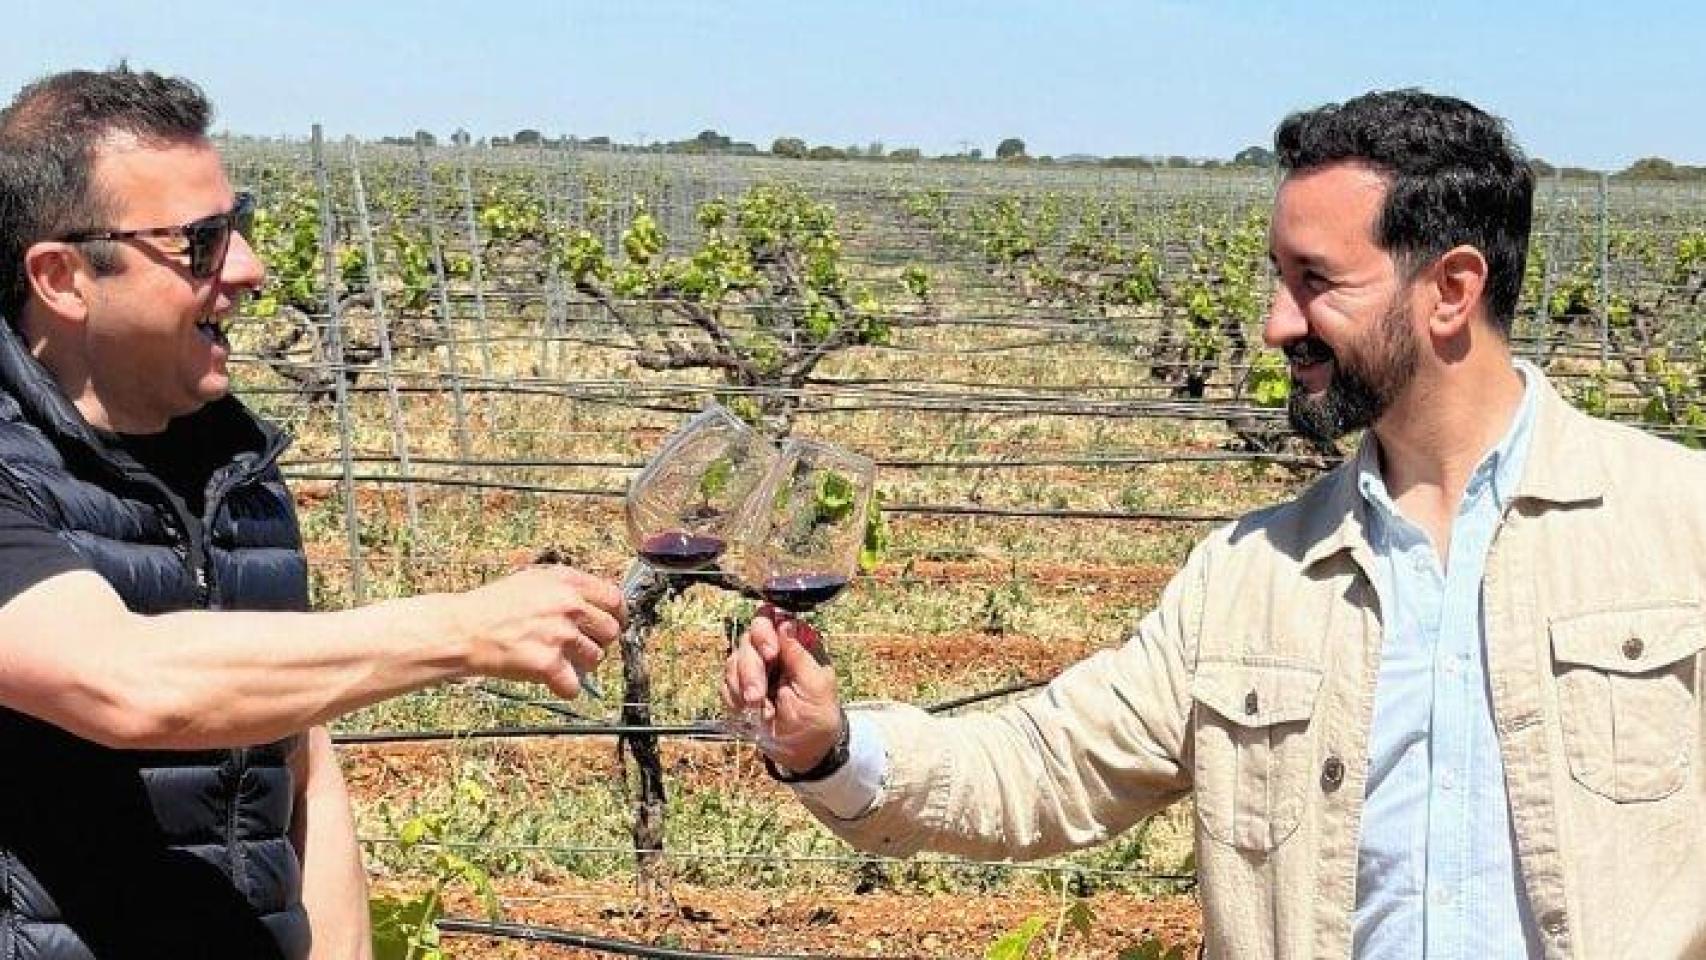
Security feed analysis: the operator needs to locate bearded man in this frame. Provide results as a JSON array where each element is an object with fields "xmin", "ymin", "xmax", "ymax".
[{"xmin": 725, "ymin": 89, "xmax": 1706, "ymax": 959}]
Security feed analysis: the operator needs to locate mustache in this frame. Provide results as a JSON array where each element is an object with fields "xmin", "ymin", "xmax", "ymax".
[{"xmin": 1284, "ymin": 338, "xmax": 1334, "ymax": 365}]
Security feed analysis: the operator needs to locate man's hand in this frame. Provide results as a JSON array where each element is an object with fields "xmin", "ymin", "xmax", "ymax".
[
  {"xmin": 454, "ymin": 565, "xmax": 626, "ymax": 699},
  {"xmin": 722, "ymin": 605, "xmax": 842, "ymax": 772}
]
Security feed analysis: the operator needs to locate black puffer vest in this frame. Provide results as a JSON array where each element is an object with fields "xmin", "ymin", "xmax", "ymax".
[{"xmin": 0, "ymin": 323, "xmax": 312, "ymax": 959}]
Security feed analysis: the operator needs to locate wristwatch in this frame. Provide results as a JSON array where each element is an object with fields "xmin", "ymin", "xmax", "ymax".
[{"xmin": 764, "ymin": 707, "xmax": 852, "ymax": 784}]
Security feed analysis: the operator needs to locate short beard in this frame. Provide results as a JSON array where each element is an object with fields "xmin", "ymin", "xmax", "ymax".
[{"xmin": 1286, "ymin": 296, "xmax": 1419, "ymax": 443}]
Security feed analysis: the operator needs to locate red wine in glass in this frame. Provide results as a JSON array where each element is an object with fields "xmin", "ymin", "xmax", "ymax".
[
  {"xmin": 637, "ymin": 530, "xmax": 726, "ymax": 571},
  {"xmin": 760, "ymin": 572, "xmax": 850, "ymax": 612}
]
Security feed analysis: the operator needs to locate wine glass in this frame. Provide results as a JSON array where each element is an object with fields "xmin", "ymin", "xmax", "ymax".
[
  {"xmin": 606, "ymin": 403, "xmax": 774, "ymax": 705},
  {"xmin": 624, "ymin": 403, "xmax": 777, "ymax": 578},
  {"xmin": 720, "ymin": 439, "xmax": 873, "ymax": 747},
  {"xmin": 740, "ymin": 438, "xmax": 876, "ymax": 615}
]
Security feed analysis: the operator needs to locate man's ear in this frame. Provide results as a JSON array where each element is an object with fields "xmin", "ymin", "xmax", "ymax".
[
  {"xmin": 1429, "ymin": 245, "xmax": 1489, "ymax": 338},
  {"xmin": 22, "ymin": 242, "xmax": 94, "ymax": 324}
]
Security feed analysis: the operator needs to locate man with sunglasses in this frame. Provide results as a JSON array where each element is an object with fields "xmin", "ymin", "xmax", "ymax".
[{"xmin": 0, "ymin": 67, "xmax": 626, "ymax": 959}]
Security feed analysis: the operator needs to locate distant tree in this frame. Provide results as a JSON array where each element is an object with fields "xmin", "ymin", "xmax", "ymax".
[
  {"xmin": 490, "ymin": 136, "xmax": 512, "ymax": 148},
  {"xmin": 693, "ymin": 129, "xmax": 732, "ymax": 151},
  {"xmin": 585, "ymin": 136, "xmax": 611, "ymax": 147},
  {"xmin": 1621, "ymin": 157, "xmax": 1676, "ymax": 179},
  {"xmin": 514, "ymin": 129, "xmax": 543, "ymax": 147},
  {"xmin": 889, "ymin": 147, "xmax": 922, "ymax": 162},
  {"xmin": 844, "ymin": 144, "xmax": 865, "ymax": 159},
  {"xmin": 1615, "ymin": 156, "xmax": 1705, "ymax": 181},
  {"xmin": 1165, "ymin": 155, "xmax": 1194, "ymax": 168},
  {"xmin": 807, "ymin": 145, "xmax": 848, "ymax": 160},
  {"xmin": 1104, "ymin": 156, "xmax": 1154, "ymax": 169},
  {"xmin": 996, "ymin": 137, "xmax": 1027, "ymax": 160},
  {"xmin": 1233, "ymin": 145, "xmax": 1275, "ymax": 167},
  {"xmin": 1529, "ymin": 157, "xmax": 1557, "ymax": 177},
  {"xmin": 771, "ymin": 136, "xmax": 808, "ymax": 159}
]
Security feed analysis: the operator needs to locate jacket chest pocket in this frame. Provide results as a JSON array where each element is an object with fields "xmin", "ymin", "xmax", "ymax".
[
  {"xmin": 1550, "ymin": 604, "xmax": 1704, "ymax": 803},
  {"xmin": 1189, "ymin": 657, "xmax": 1325, "ymax": 852}
]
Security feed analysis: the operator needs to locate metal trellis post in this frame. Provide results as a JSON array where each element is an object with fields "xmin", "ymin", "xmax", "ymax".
[
  {"xmin": 1597, "ymin": 171, "xmax": 1611, "ymax": 366},
  {"xmin": 458, "ymin": 151, "xmax": 496, "ymax": 379},
  {"xmin": 346, "ymin": 138, "xmax": 420, "ymax": 535},
  {"xmin": 414, "ymin": 139, "xmax": 475, "ymax": 467},
  {"xmin": 310, "ymin": 125, "xmax": 365, "ymax": 603}
]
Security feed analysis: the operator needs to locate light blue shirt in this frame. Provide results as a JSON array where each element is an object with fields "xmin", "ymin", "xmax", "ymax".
[{"xmin": 1352, "ymin": 361, "xmax": 1544, "ymax": 959}]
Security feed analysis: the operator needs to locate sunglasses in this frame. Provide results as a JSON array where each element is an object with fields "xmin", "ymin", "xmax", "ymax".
[{"xmin": 61, "ymin": 192, "xmax": 256, "ymax": 279}]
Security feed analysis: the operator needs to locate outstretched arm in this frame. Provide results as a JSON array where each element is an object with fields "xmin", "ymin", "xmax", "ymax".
[
  {"xmin": 0, "ymin": 564, "xmax": 624, "ymax": 749},
  {"xmin": 725, "ymin": 553, "xmax": 1203, "ymax": 861}
]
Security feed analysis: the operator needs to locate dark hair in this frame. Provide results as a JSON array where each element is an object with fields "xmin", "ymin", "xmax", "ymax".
[
  {"xmin": 1275, "ymin": 89, "xmax": 1534, "ymax": 333},
  {"xmin": 0, "ymin": 65, "xmax": 213, "ymax": 321}
]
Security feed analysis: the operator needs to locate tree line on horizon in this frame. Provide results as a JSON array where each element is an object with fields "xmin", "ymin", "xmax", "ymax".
[{"xmin": 332, "ymin": 127, "xmax": 1706, "ymax": 181}]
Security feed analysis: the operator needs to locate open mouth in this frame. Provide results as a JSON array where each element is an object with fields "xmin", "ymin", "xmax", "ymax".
[
  {"xmin": 195, "ymin": 315, "xmax": 230, "ymax": 350},
  {"xmin": 1285, "ymin": 338, "xmax": 1333, "ymax": 371}
]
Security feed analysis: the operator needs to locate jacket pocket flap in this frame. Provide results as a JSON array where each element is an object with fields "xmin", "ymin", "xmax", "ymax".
[
  {"xmin": 1551, "ymin": 603, "xmax": 1706, "ymax": 673},
  {"xmin": 1191, "ymin": 658, "xmax": 1324, "ymax": 728}
]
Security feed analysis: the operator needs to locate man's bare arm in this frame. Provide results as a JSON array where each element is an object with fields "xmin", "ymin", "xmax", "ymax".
[{"xmin": 0, "ymin": 565, "xmax": 623, "ymax": 749}]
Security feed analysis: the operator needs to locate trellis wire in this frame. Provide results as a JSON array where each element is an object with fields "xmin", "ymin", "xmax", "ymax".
[
  {"xmin": 369, "ymin": 838, "xmax": 1197, "ymax": 888},
  {"xmin": 436, "ymin": 919, "xmax": 904, "ymax": 960}
]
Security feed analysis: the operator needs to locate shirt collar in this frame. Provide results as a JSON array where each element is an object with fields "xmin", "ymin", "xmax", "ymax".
[
  {"xmin": 1299, "ymin": 359, "xmax": 1600, "ymax": 571},
  {"xmin": 1353, "ymin": 359, "xmax": 1542, "ymax": 521}
]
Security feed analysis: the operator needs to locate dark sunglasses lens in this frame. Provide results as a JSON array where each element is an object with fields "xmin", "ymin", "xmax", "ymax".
[
  {"xmin": 185, "ymin": 219, "xmax": 232, "ymax": 278},
  {"xmin": 233, "ymin": 194, "xmax": 256, "ymax": 240},
  {"xmin": 184, "ymin": 196, "xmax": 254, "ymax": 277}
]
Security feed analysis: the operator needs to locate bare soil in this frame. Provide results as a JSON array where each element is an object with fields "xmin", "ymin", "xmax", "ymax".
[{"xmin": 371, "ymin": 877, "xmax": 1204, "ymax": 958}]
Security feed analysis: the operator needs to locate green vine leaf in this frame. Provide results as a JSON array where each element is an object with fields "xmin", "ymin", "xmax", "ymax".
[{"xmin": 985, "ymin": 915, "xmax": 1047, "ymax": 960}]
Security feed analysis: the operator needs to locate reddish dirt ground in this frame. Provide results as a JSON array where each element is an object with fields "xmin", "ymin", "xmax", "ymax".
[
  {"xmin": 375, "ymin": 877, "xmax": 1203, "ymax": 958},
  {"xmin": 322, "ymin": 489, "xmax": 1204, "ymax": 957}
]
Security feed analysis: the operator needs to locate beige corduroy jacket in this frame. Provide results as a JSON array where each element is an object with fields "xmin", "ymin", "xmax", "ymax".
[{"xmin": 809, "ymin": 373, "xmax": 1706, "ymax": 959}]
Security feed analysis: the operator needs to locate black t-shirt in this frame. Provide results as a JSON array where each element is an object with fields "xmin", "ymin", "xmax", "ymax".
[
  {"xmin": 0, "ymin": 471, "xmax": 90, "ymax": 607},
  {"xmin": 0, "ymin": 424, "xmax": 218, "ymax": 609},
  {"xmin": 107, "ymin": 424, "xmax": 219, "ymax": 518}
]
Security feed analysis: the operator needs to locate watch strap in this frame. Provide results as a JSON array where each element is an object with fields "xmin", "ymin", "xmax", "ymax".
[{"xmin": 764, "ymin": 708, "xmax": 852, "ymax": 784}]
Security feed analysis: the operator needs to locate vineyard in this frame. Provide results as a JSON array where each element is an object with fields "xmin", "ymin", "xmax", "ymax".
[{"xmin": 222, "ymin": 133, "xmax": 1706, "ymax": 959}]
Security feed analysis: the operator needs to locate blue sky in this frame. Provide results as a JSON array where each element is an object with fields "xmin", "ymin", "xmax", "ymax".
[{"xmin": 3, "ymin": 1, "xmax": 1699, "ymax": 169}]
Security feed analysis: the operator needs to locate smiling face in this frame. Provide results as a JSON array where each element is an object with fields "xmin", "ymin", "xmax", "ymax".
[
  {"xmin": 76, "ymin": 135, "xmax": 264, "ymax": 432},
  {"xmin": 1265, "ymin": 161, "xmax": 1423, "ymax": 442}
]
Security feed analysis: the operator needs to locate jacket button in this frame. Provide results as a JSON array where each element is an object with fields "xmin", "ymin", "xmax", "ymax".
[
  {"xmin": 1321, "ymin": 756, "xmax": 1345, "ymax": 791},
  {"xmin": 1244, "ymin": 690, "xmax": 1259, "ymax": 715},
  {"xmin": 1622, "ymin": 637, "xmax": 1644, "ymax": 660}
]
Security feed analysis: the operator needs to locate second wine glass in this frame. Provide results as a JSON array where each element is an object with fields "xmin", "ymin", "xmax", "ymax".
[{"xmin": 739, "ymin": 438, "xmax": 876, "ymax": 614}]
